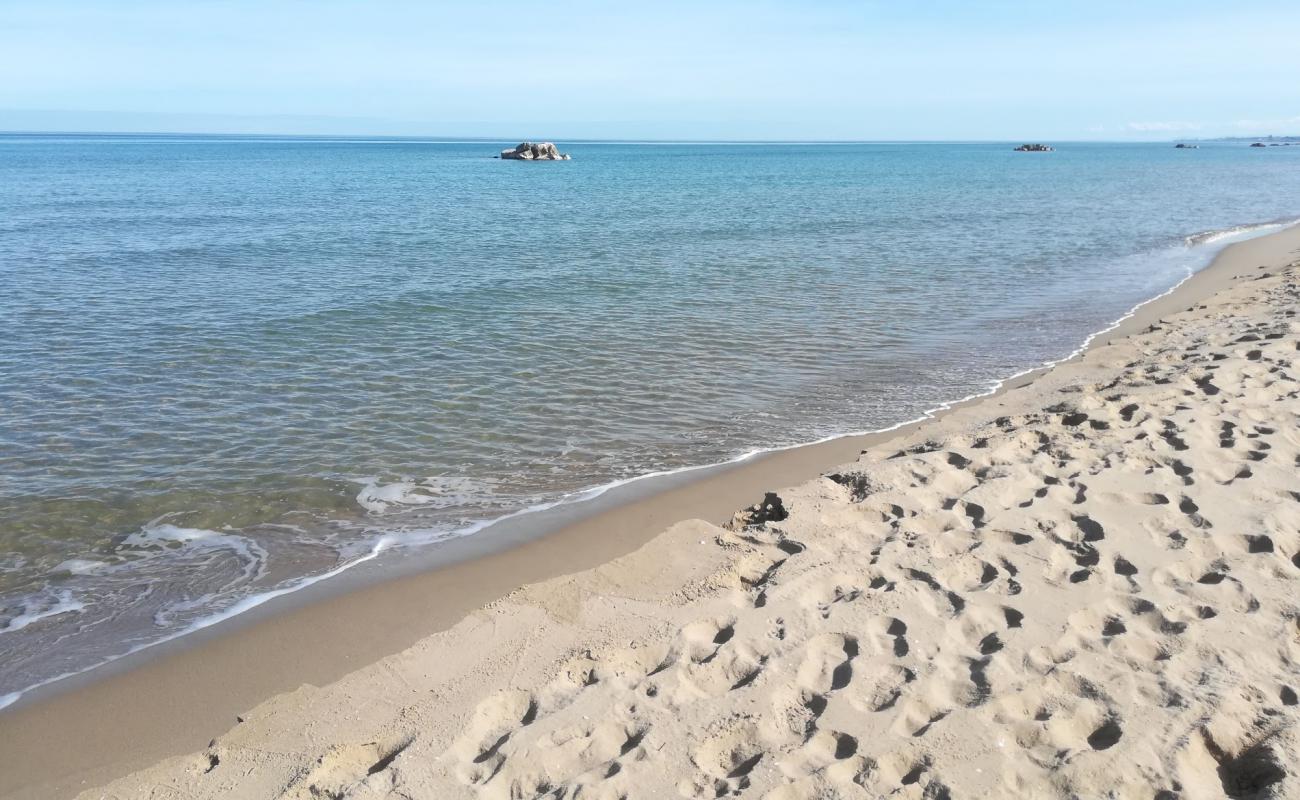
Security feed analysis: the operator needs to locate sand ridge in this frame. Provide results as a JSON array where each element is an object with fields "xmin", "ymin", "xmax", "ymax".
[{"xmin": 69, "ymin": 246, "xmax": 1300, "ymax": 799}]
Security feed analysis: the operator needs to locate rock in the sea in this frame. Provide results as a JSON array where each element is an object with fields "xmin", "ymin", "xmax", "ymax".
[
  {"xmin": 1013, "ymin": 143, "xmax": 1054, "ymax": 152},
  {"xmin": 1174, "ymin": 143, "xmax": 1199, "ymax": 149},
  {"xmin": 1250, "ymin": 142, "xmax": 1267, "ymax": 147},
  {"xmin": 499, "ymin": 141, "xmax": 571, "ymax": 160}
]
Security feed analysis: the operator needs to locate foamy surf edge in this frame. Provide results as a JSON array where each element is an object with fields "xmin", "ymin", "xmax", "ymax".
[{"xmin": 3, "ymin": 215, "xmax": 1295, "ymax": 714}]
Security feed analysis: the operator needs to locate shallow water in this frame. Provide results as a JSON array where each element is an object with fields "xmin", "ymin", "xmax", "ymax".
[{"xmin": 2, "ymin": 136, "xmax": 1298, "ymax": 704}]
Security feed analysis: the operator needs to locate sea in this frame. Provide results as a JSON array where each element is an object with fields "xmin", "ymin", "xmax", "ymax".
[{"xmin": 2, "ymin": 135, "xmax": 1298, "ymax": 708}]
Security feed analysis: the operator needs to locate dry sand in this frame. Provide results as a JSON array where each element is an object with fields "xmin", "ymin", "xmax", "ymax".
[{"xmin": 4, "ymin": 224, "xmax": 1300, "ymax": 799}]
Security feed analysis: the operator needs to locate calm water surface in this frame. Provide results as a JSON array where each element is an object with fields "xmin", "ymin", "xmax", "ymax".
[{"xmin": 2, "ymin": 137, "xmax": 1298, "ymax": 703}]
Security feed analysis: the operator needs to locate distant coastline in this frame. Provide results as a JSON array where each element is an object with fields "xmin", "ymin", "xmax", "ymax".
[{"xmin": 1200, "ymin": 134, "xmax": 1300, "ymax": 142}]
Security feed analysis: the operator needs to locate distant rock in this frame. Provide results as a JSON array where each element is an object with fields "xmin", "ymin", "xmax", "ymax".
[
  {"xmin": 1013, "ymin": 143, "xmax": 1054, "ymax": 152},
  {"xmin": 1250, "ymin": 142, "xmax": 1267, "ymax": 147},
  {"xmin": 499, "ymin": 141, "xmax": 571, "ymax": 160},
  {"xmin": 1174, "ymin": 143, "xmax": 1199, "ymax": 149}
]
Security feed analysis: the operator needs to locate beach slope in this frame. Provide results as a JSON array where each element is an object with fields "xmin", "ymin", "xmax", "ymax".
[{"xmin": 7, "ymin": 225, "xmax": 1300, "ymax": 799}]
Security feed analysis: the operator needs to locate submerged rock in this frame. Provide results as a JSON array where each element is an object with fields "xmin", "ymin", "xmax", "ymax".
[
  {"xmin": 1013, "ymin": 143, "xmax": 1054, "ymax": 152},
  {"xmin": 499, "ymin": 141, "xmax": 571, "ymax": 160}
]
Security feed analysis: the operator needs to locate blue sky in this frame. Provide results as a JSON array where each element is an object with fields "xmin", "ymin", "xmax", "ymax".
[{"xmin": 1, "ymin": 0, "xmax": 1297, "ymax": 139}]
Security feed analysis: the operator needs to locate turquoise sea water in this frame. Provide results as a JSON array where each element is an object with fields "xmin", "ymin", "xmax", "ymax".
[{"xmin": 2, "ymin": 136, "xmax": 1298, "ymax": 704}]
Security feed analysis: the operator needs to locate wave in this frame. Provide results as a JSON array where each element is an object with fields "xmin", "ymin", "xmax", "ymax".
[
  {"xmin": 1183, "ymin": 217, "xmax": 1297, "ymax": 247},
  {"xmin": 354, "ymin": 475, "xmax": 498, "ymax": 514},
  {"xmin": 0, "ymin": 591, "xmax": 85, "ymax": 636}
]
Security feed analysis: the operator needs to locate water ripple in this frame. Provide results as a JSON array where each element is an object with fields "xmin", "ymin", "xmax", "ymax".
[{"xmin": 2, "ymin": 138, "xmax": 1299, "ymax": 700}]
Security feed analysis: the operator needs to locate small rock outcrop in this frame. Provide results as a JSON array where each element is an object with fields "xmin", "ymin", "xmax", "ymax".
[
  {"xmin": 1250, "ymin": 142, "xmax": 1267, "ymax": 147},
  {"xmin": 1174, "ymin": 143, "xmax": 1199, "ymax": 149},
  {"xmin": 726, "ymin": 492, "xmax": 788, "ymax": 531},
  {"xmin": 499, "ymin": 141, "xmax": 571, "ymax": 160},
  {"xmin": 1013, "ymin": 143, "xmax": 1054, "ymax": 152}
]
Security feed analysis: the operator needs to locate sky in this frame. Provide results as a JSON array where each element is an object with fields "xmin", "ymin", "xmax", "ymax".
[{"xmin": 1, "ymin": 0, "xmax": 1298, "ymax": 140}]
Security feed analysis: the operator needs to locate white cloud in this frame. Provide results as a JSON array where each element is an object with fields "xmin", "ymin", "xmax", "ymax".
[
  {"xmin": 1125, "ymin": 121, "xmax": 1203, "ymax": 132},
  {"xmin": 1232, "ymin": 115, "xmax": 1300, "ymax": 133}
]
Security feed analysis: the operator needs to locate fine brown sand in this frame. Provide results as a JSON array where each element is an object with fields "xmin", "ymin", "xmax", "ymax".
[{"xmin": 3, "ymin": 224, "xmax": 1300, "ymax": 799}]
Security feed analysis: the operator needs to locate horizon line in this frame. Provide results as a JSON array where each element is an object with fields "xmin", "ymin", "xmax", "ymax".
[{"xmin": 2, "ymin": 129, "xmax": 1289, "ymax": 145}]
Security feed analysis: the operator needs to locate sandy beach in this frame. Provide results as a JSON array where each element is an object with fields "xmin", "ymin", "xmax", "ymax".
[{"xmin": 3, "ymin": 222, "xmax": 1300, "ymax": 799}]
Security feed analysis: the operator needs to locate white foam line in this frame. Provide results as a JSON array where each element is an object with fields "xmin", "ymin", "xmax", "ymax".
[
  {"xmin": 0, "ymin": 592, "xmax": 85, "ymax": 636},
  {"xmin": 0, "ymin": 542, "xmax": 389, "ymax": 712},
  {"xmin": 3, "ymin": 216, "xmax": 1294, "ymax": 714}
]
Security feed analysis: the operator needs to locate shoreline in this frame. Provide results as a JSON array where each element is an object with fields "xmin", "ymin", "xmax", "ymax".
[
  {"xmin": 2, "ymin": 221, "xmax": 1299, "ymax": 798},
  {"xmin": 1, "ymin": 218, "xmax": 1289, "ymax": 715}
]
